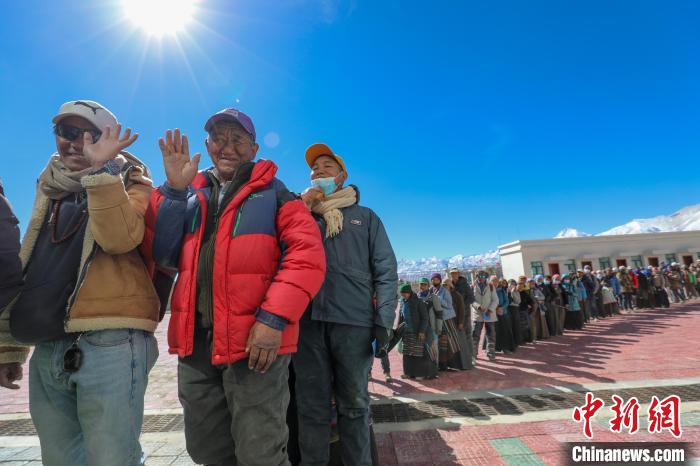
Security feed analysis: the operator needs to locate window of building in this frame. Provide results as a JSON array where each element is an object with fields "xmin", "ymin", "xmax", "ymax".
[
  {"xmin": 598, "ymin": 257, "xmax": 611, "ymax": 269},
  {"xmin": 531, "ymin": 261, "xmax": 544, "ymax": 276},
  {"xmin": 665, "ymin": 253, "xmax": 678, "ymax": 264},
  {"xmin": 631, "ymin": 255, "xmax": 643, "ymax": 268},
  {"xmin": 564, "ymin": 260, "xmax": 576, "ymax": 272}
]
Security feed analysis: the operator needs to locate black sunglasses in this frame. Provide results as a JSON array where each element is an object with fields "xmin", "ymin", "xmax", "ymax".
[
  {"xmin": 63, "ymin": 335, "xmax": 84, "ymax": 373},
  {"xmin": 54, "ymin": 124, "xmax": 102, "ymax": 143}
]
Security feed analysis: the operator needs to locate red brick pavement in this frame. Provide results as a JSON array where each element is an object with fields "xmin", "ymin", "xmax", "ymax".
[
  {"xmin": 2, "ymin": 302, "xmax": 699, "ymax": 465},
  {"xmin": 370, "ymin": 303, "xmax": 700, "ymax": 398},
  {"xmin": 3, "ymin": 302, "xmax": 700, "ymax": 414}
]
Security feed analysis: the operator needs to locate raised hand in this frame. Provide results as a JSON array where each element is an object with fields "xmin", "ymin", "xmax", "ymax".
[
  {"xmin": 158, "ymin": 129, "xmax": 201, "ymax": 191},
  {"xmin": 300, "ymin": 187, "xmax": 325, "ymax": 209},
  {"xmin": 83, "ymin": 124, "xmax": 138, "ymax": 170}
]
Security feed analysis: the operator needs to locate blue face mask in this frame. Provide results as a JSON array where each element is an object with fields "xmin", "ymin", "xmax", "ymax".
[{"xmin": 311, "ymin": 177, "xmax": 337, "ymax": 196}]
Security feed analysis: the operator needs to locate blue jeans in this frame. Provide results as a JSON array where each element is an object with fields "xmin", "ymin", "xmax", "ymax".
[{"xmin": 29, "ymin": 329, "xmax": 158, "ymax": 466}]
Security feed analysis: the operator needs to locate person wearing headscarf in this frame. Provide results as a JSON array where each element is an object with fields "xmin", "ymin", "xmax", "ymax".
[
  {"xmin": 582, "ymin": 266, "xmax": 601, "ymax": 321},
  {"xmin": 601, "ymin": 279, "xmax": 617, "ymax": 317},
  {"xmin": 443, "ymin": 279, "xmax": 472, "ymax": 370},
  {"xmin": 617, "ymin": 266, "xmax": 635, "ymax": 312},
  {"xmin": 573, "ymin": 271, "xmax": 587, "ymax": 327},
  {"xmin": 416, "ymin": 277, "xmax": 442, "ymax": 367},
  {"xmin": 561, "ymin": 274, "xmax": 583, "ymax": 330},
  {"xmin": 506, "ymin": 279, "xmax": 522, "ymax": 346},
  {"xmin": 550, "ymin": 274, "xmax": 567, "ymax": 334},
  {"xmin": 543, "ymin": 275, "xmax": 561, "ymax": 336},
  {"xmin": 636, "ymin": 268, "xmax": 653, "ymax": 309},
  {"xmin": 529, "ymin": 278, "xmax": 550, "ymax": 340},
  {"xmin": 516, "ymin": 276, "xmax": 534, "ymax": 343},
  {"xmin": 651, "ymin": 267, "xmax": 670, "ymax": 308},
  {"xmin": 398, "ymin": 284, "xmax": 437, "ymax": 379},
  {"xmin": 493, "ymin": 277, "xmax": 515, "ymax": 353},
  {"xmin": 689, "ymin": 265, "xmax": 699, "ymax": 298},
  {"xmin": 681, "ymin": 265, "xmax": 698, "ymax": 299},
  {"xmin": 430, "ymin": 273, "xmax": 460, "ymax": 370}
]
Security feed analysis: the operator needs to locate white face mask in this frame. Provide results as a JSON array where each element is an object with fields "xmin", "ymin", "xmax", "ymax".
[{"xmin": 311, "ymin": 177, "xmax": 337, "ymax": 196}]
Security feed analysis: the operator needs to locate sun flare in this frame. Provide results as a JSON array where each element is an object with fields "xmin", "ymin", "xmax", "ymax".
[{"xmin": 122, "ymin": 0, "xmax": 196, "ymax": 37}]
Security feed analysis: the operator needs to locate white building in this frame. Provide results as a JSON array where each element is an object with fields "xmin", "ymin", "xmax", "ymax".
[{"xmin": 498, "ymin": 231, "xmax": 700, "ymax": 279}]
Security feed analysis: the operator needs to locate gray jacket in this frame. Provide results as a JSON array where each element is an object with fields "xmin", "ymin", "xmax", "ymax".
[{"xmin": 309, "ymin": 198, "xmax": 398, "ymax": 329}]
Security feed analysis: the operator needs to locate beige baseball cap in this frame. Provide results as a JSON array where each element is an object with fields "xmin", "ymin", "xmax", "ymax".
[{"xmin": 52, "ymin": 100, "xmax": 118, "ymax": 131}]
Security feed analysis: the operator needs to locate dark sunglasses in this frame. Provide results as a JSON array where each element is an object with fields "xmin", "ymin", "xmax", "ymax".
[
  {"xmin": 63, "ymin": 335, "xmax": 84, "ymax": 373},
  {"xmin": 54, "ymin": 124, "xmax": 102, "ymax": 143}
]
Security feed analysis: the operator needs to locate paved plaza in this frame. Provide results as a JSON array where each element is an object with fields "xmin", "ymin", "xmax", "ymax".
[{"xmin": 2, "ymin": 303, "xmax": 700, "ymax": 464}]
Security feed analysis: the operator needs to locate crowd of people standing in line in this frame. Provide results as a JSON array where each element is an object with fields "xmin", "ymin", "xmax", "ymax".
[{"xmin": 378, "ymin": 262, "xmax": 700, "ymax": 381}]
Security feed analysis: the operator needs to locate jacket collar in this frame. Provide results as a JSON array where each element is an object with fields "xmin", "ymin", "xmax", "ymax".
[{"xmin": 192, "ymin": 159, "xmax": 277, "ymax": 191}]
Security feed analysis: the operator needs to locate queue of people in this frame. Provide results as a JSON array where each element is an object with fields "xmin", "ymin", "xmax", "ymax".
[
  {"xmin": 0, "ymin": 101, "xmax": 398, "ymax": 466},
  {"xmin": 391, "ymin": 263, "xmax": 700, "ymax": 380}
]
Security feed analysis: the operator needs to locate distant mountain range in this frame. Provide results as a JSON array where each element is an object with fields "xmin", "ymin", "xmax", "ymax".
[
  {"xmin": 398, "ymin": 204, "xmax": 700, "ymax": 277},
  {"xmin": 397, "ymin": 252, "xmax": 499, "ymax": 278},
  {"xmin": 554, "ymin": 227, "xmax": 591, "ymax": 238},
  {"xmin": 556, "ymin": 204, "xmax": 700, "ymax": 237}
]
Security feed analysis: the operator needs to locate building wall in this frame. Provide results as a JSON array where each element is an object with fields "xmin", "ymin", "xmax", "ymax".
[
  {"xmin": 498, "ymin": 231, "xmax": 700, "ymax": 280},
  {"xmin": 500, "ymin": 249, "xmax": 525, "ymax": 280}
]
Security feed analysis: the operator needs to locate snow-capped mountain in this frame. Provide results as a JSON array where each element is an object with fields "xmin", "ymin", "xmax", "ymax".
[
  {"xmin": 397, "ymin": 251, "xmax": 499, "ymax": 277},
  {"xmin": 398, "ymin": 203, "xmax": 700, "ymax": 278},
  {"xmin": 598, "ymin": 204, "xmax": 700, "ymax": 236},
  {"xmin": 554, "ymin": 227, "xmax": 591, "ymax": 238}
]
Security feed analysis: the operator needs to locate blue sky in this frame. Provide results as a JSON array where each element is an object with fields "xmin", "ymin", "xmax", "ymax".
[{"xmin": 1, "ymin": 0, "xmax": 699, "ymax": 259}]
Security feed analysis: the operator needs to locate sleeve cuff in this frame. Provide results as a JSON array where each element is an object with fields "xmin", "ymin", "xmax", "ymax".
[
  {"xmin": 90, "ymin": 159, "xmax": 122, "ymax": 176},
  {"xmin": 161, "ymin": 182, "xmax": 189, "ymax": 201},
  {"xmin": 255, "ymin": 308, "xmax": 288, "ymax": 331}
]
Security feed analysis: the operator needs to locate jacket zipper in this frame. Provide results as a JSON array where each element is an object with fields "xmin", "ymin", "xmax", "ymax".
[
  {"xmin": 191, "ymin": 204, "xmax": 200, "ymax": 233},
  {"xmin": 232, "ymin": 201, "xmax": 245, "ymax": 237},
  {"xmin": 205, "ymin": 204, "xmax": 223, "ymax": 328},
  {"xmin": 64, "ymin": 243, "xmax": 98, "ymax": 326}
]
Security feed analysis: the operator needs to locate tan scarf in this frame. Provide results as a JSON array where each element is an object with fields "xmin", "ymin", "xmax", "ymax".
[
  {"xmin": 311, "ymin": 186, "xmax": 357, "ymax": 238},
  {"xmin": 38, "ymin": 152, "xmax": 146, "ymax": 200},
  {"xmin": 38, "ymin": 154, "xmax": 93, "ymax": 200}
]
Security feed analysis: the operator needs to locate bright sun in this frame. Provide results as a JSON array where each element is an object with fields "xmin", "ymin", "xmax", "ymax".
[{"xmin": 122, "ymin": 0, "xmax": 196, "ymax": 37}]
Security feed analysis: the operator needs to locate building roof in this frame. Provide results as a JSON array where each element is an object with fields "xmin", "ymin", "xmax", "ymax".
[{"xmin": 498, "ymin": 230, "xmax": 700, "ymax": 255}]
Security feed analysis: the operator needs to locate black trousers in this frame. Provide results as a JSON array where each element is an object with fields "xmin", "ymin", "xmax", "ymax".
[{"xmin": 293, "ymin": 317, "xmax": 374, "ymax": 466}]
